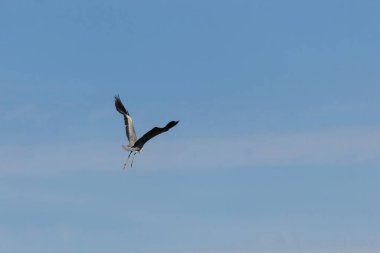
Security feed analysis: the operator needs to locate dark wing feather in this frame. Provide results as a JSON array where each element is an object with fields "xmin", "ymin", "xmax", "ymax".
[
  {"xmin": 114, "ymin": 95, "xmax": 130, "ymax": 115},
  {"xmin": 133, "ymin": 121, "xmax": 179, "ymax": 149},
  {"xmin": 114, "ymin": 95, "xmax": 138, "ymax": 145}
]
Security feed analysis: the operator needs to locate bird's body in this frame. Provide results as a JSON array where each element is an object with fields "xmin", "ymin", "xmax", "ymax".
[
  {"xmin": 122, "ymin": 145, "xmax": 142, "ymax": 152},
  {"xmin": 115, "ymin": 95, "xmax": 179, "ymax": 168}
]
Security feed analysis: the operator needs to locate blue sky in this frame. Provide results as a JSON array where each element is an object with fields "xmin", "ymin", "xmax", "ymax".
[{"xmin": 1, "ymin": 0, "xmax": 380, "ymax": 252}]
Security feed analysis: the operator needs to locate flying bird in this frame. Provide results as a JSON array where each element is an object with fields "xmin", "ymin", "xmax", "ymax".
[{"xmin": 115, "ymin": 95, "xmax": 179, "ymax": 169}]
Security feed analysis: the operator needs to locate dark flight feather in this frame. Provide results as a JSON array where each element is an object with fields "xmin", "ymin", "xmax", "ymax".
[
  {"xmin": 114, "ymin": 95, "xmax": 137, "ymax": 144},
  {"xmin": 114, "ymin": 95, "xmax": 130, "ymax": 116},
  {"xmin": 133, "ymin": 121, "xmax": 179, "ymax": 149}
]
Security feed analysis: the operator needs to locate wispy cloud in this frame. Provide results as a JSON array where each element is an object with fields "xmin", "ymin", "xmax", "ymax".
[
  {"xmin": 0, "ymin": 104, "xmax": 51, "ymax": 126},
  {"xmin": 0, "ymin": 142, "xmax": 120, "ymax": 173},
  {"xmin": 139, "ymin": 126, "xmax": 380, "ymax": 170},
  {"xmin": 1, "ymin": 127, "xmax": 380, "ymax": 173},
  {"xmin": 137, "ymin": 250, "xmax": 380, "ymax": 253}
]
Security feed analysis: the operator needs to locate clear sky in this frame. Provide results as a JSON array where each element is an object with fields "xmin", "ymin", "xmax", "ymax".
[{"xmin": 1, "ymin": 0, "xmax": 380, "ymax": 252}]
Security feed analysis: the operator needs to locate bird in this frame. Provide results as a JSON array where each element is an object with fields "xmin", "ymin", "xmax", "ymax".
[{"xmin": 114, "ymin": 95, "xmax": 179, "ymax": 169}]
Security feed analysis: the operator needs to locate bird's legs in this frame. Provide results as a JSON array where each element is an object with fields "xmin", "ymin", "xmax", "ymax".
[
  {"xmin": 130, "ymin": 152, "xmax": 137, "ymax": 168},
  {"xmin": 123, "ymin": 151, "xmax": 133, "ymax": 169}
]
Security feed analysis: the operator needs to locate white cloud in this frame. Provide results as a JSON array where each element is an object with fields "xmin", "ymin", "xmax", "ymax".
[
  {"xmin": 139, "ymin": 126, "xmax": 380, "ymax": 170},
  {"xmin": 1, "ymin": 127, "xmax": 380, "ymax": 173},
  {"xmin": 138, "ymin": 250, "xmax": 379, "ymax": 253},
  {"xmin": 0, "ymin": 142, "xmax": 120, "ymax": 173},
  {"xmin": 0, "ymin": 104, "xmax": 51, "ymax": 124}
]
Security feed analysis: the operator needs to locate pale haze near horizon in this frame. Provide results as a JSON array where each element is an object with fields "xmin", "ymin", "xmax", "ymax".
[{"xmin": 0, "ymin": 0, "xmax": 380, "ymax": 252}]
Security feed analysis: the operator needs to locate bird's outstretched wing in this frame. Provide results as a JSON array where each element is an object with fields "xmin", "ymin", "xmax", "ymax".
[
  {"xmin": 114, "ymin": 95, "xmax": 137, "ymax": 146},
  {"xmin": 133, "ymin": 121, "xmax": 179, "ymax": 149}
]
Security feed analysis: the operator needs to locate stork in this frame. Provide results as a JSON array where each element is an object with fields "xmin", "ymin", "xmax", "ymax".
[{"xmin": 115, "ymin": 95, "xmax": 179, "ymax": 169}]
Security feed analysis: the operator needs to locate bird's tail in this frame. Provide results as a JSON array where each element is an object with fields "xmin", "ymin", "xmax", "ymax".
[
  {"xmin": 122, "ymin": 145, "xmax": 133, "ymax": 151},
  {"xmin": 114, "ymin": 95, "xmax": 129, "ymax": 115}
]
